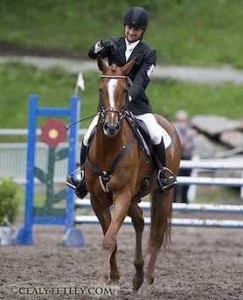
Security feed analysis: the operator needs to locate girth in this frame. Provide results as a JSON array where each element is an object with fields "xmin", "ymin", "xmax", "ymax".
[{"xmin": 86, "ymin": 139, "xmax": 135, "ymax": 193}]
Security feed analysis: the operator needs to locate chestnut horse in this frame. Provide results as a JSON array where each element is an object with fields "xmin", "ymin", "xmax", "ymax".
[{"xmin": 85, "ymin": 56, "xmax": 181, "ymax": 291}]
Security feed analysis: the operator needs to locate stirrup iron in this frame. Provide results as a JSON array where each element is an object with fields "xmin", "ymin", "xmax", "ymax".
[
  {"xmin": 66, "ymin": 169, "xmax": 84, "ymax": 189},
  {"xmin": 157, "ymin": 167, "xmax": 177, "ymax": 192}
]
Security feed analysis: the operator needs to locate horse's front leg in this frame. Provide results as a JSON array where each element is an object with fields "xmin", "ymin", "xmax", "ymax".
[
  {"xmin": 128, "ymin": 203, "xmax": 145, "ymax": 291},
  {"xmin": 102, "ymin": 192, "xmax": 131, "ymax": 283},
  {"xmin": 91, "ymin": 197, "xmax": 120, "ymax": 284}
]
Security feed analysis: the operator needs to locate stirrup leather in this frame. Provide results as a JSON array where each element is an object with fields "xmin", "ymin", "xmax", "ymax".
[{"xmin": 157, "ymin": 167, "xmax": 177, "ymax": 192}]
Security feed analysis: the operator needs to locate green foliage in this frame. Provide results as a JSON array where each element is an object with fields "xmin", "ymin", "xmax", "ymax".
[
  {"xmin": 0, "ymin": 178, "xmax": 20, "ymax": 225},
  {"xmin": 0, "ymin": 0, "xmax": 243, "ymax": 67},
  {"xmin": 147, "ymin": 79, "xmax": 243, "ymax": 120},
  {"xmin": 0, "ymin": 62, "xmax": 242, "ymax": 134},
  {"xmin": 0, "ymin": 1, "xmax": 242, "ymax": 131},
  {"xmin": 0, "ymin": 62, "xmax": 75, "ymax": 128}
]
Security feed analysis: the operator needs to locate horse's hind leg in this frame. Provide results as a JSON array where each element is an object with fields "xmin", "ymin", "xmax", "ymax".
[
  {"xmin": 91, "ymin": 199, "xmax": 120, "ymax": 284},
  {"xmin": 128, "ymin": 203, "xmax": 145, "ymax": 291},
  {"xmin": 145, "ymin": 190, "xmax": 172, "ymax": 284}
]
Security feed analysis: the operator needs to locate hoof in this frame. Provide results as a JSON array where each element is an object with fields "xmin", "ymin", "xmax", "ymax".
[
  {"xmin": 132, "ymin": 273, "xmax": 144, "ymax": 291},
  {"xmin": 110, "ymin": 272, "xmax": 120, "ymax": 285},
  {"xmin": 132, "ymin": 279, "xmax": 144, "ymax": 292},
  {"xmin": 100, "ymin": 274, "xmax": 111, "ymax": 286},
  {"xmin": 145, "ymin": 275, "xmax": 154, "ymax": 285}
]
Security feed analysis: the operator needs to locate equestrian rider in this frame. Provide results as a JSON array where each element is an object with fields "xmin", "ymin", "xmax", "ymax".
[{"xmin": 66, "ymin": 7, "xmax": 177, "ymax": 198}]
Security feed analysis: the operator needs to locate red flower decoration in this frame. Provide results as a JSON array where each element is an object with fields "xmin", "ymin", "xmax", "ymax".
[{"xmin": 41, "ymin": 119, "xmax": 67, "ymax": 147}]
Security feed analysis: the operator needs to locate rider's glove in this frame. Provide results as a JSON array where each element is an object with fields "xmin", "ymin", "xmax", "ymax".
[{"xmin": 100, "ymin": 39, "xmax": 116, "ymax": 52}]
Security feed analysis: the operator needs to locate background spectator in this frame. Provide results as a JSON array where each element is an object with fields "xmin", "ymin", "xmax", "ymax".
[{"xmin": 173, "ymin": 110, "xmax": 196, "ymax": 203}]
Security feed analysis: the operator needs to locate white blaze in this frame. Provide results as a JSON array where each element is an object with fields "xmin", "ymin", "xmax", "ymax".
[{"xmin": 108, "ymin": 79, "xmax": 118, "ymax": 108}]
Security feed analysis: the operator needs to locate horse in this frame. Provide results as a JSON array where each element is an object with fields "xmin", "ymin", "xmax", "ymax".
[{"xmin": 84, "ymin": 55, "xmax": 181, "ymax": 291}]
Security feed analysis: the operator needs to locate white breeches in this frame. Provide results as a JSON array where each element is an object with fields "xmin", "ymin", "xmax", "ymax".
[
  {"xmin": 83, "ymin": 114, "xmax": 100, "ymax": 146},
  {"xmin": 135, "ymin": 113, "xmax": 171, "ymax": 147},
  {"xmin": 83, "ymin": 113, "xmax": 171, "ymax": 148}
]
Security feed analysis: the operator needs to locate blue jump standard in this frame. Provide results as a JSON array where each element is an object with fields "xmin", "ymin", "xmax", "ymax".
[{"xmin": 13, "ymin": 94, "xmax": 85, "ymax": 247}]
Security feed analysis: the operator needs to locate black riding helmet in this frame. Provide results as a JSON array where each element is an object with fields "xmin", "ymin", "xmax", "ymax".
[{"xmin": 123, "ymin": 7, "xmax": 149, "ymax": 30}]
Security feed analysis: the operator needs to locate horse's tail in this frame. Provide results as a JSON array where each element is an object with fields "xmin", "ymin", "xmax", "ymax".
[
  {"xmin": 148, "ymin": 115, "xmax": 181, "ymax": 253},
  {"xmin": 148, "ymin": 189, "xmax": 173, "ymax": 253}
]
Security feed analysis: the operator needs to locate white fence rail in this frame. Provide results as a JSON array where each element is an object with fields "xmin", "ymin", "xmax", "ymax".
[
  {"xmin": 0, "ymin": 142, "xmax": 68, "ymax": 182},
  {"xmin": 75, "ymin": 200, "xmax": 243, "ymax": 229},
  {"xmin": 0, "ymin": 129, "xmax": 243, "ymax": 199},
  {"xmin": 76, "ymin": 199, "xmax": 243, "ymax": 214},
  {"xmin": 1, "ymin": 143, "xmax": 242, "ymax": 184}
]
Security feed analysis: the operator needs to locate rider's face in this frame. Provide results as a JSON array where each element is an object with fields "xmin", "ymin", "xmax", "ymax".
[{"xmin": 124, "ymin": 25, "xmax": 144, "ymax": 43}]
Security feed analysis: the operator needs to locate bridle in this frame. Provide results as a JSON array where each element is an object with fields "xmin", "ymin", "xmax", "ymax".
[{"xmin": 99, "ymin": 74, "xmax": 130, "ymax": 135}]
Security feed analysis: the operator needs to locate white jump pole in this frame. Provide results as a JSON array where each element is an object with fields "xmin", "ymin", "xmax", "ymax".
[
  {"xmin": 75, "ymin": 215, "xmax": 243, "ymax": 229},
  {"xmin": 76, "ymin": 199, "xmax": 243, "ymax": 214}
]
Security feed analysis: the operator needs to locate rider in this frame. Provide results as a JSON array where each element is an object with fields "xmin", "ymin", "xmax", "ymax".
[{"xmin": 66, "ymin": 6, "xmax": 177, "ymax": 198}]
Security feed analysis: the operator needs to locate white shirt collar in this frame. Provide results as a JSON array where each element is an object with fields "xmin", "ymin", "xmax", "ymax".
[{"xmin": 125, "ymin": 38, "xmax": 140, "ymax": 50}]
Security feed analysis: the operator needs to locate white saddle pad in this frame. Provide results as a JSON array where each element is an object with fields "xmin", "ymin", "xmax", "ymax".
[{"xmin": 161, "ymin": 127, "xmax": 172, "ymax": 149}]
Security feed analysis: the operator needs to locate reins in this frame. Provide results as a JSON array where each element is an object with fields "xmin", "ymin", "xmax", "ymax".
[{"xmin": 64, "ymin": 113, "xmax": 98, "ymax": 131}]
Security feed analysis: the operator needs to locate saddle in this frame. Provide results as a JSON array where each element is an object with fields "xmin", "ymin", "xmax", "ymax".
[{"xmin": 125, "ymin": 113, "xmax": 153, "ymax": 158}]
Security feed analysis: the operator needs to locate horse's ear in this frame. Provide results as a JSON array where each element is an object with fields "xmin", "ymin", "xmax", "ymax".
[
  {"xmin": 121, "ymin": 59, "xmax": 135, "ymax": 75},
  {"xmin": 97, "ymin": 55, "xmax": 108, "ymax": 73}
]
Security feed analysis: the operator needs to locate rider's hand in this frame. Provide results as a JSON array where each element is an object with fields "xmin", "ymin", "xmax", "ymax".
[{"xmin": 100, "ymin": 39, "xmax": 116, "ymax": 52}]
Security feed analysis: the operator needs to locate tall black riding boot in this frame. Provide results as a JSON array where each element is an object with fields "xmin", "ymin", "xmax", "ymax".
[
  {"xmin": 66, "ymin": 142, "xmax": 88, "ymax": 199},
  {"xmin": 153, "ymin": 139, "xmax": 177, "ymax": 192}
]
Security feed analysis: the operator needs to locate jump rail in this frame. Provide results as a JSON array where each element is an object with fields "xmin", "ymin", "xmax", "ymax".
[
  {"xmin": 13, "ymin": 176, "xmax": 243, "ymax": 187},
  {"xmin": 75, "ymin": 199, "xmax": 243, "ymax": 229},
  {"xmin": 180, "ymin": 159, "xmax": 243, "ymax": 170},
  {"xmin": 75, "ymin": 215, "xmax": 243, "ymax": 229},
  {"xmin": 76, "ymin": 199, "xmax": 243, "ymax": 214}
]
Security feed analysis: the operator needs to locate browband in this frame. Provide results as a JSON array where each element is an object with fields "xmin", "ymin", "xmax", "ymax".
[{"xmin": 101, "ymin": 75, "xmax": 127, "ymax": 79}]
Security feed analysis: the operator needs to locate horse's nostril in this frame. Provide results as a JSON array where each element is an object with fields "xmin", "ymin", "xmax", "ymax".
[
  {"xmin": 115, "ymin": 123, "xmax": 120, "ymax": 131},
  {"xmin": 104, "ymin": 123, "xmax": 109, "ymax": 130}
]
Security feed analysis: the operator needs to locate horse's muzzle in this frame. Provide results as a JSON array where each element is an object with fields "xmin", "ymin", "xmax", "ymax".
[{"xmin": 103, "ymin": 122, "xmax": 120, "ymax": 136}]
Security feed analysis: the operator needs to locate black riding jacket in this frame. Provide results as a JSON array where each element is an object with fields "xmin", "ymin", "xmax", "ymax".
[{"xmin": 88, "ymin": 37, "xmax": 156, "ymax": 115}]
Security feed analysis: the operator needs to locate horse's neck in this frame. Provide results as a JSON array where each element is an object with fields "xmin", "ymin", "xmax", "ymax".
[{"xmin": 97, "ymin": 128, "xmax": 126, "ymax": 151}]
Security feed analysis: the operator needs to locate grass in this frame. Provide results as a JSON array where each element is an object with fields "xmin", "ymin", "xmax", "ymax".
[
  {"xmin": 1, "ymin": 0, "xmax": 243, "ymax": 68},
  {"xmin": 0, "ymin": 63, "xmax": 242, "ymax": 137},
  {"xmin": 1, "ymin": 0, "xmax": 242, "ymax": 129},
  {"xmin": 0, "ymin": 63, "xmax": 77, "ymax": 129},
  {"xmin": 148, "ymin": 79, "xmax": 243, "ymax": 120}
]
